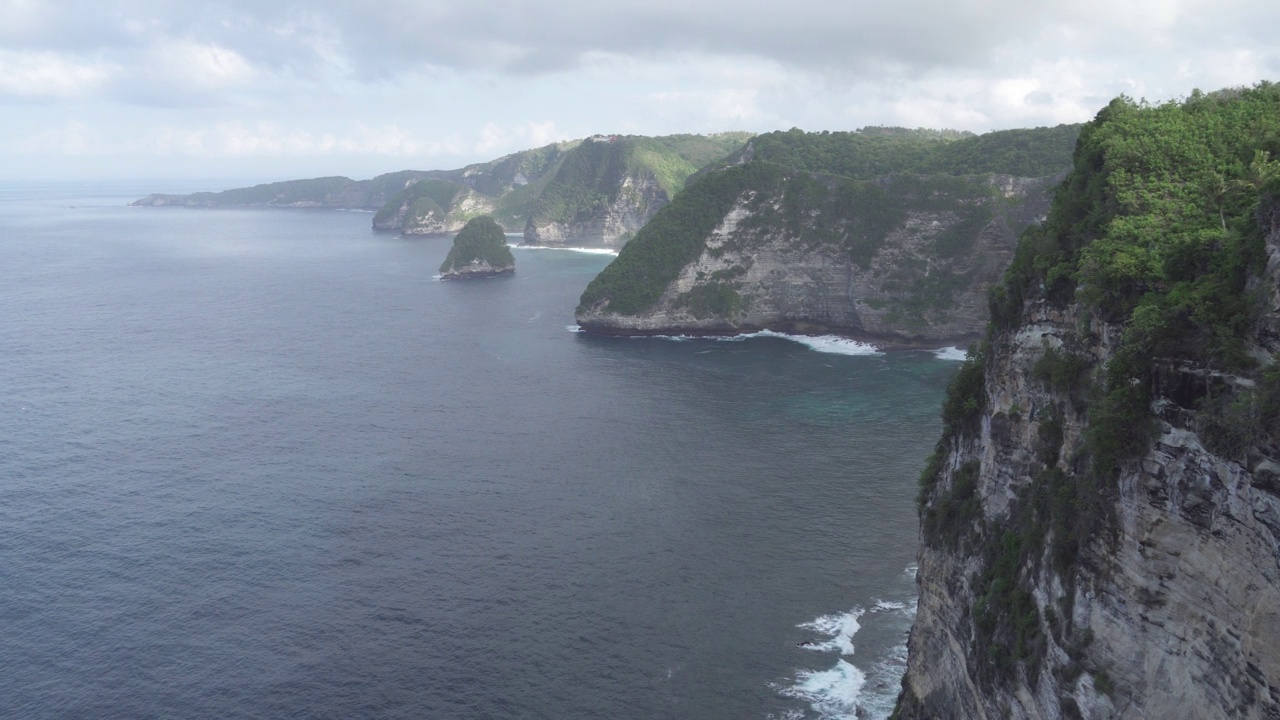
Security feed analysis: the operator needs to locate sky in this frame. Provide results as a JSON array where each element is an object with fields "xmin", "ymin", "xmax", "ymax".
[{"xmin": 2, "ymin": 0, "xmax": 1278, "ymax": 184}]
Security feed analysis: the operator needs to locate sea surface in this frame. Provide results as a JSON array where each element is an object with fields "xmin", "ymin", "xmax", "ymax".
[{"xmin": 0, "ymin": 182, "xmax": 960, "ymax": 719}]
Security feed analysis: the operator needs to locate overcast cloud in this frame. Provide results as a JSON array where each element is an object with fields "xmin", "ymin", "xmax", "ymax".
[{"xmin": 1, "ymin": 0, "xmax": 1277, "ymax": 181}]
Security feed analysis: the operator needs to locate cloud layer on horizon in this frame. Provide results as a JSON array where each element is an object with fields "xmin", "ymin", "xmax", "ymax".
[{"xmin": 1, "ymin": 0, "xmax": 1277, "ymax": 179}]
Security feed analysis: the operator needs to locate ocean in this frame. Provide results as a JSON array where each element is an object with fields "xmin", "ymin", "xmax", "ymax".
[{"xmin": 0, "ymin": 182, "xmax": 959, "ymax": 719}]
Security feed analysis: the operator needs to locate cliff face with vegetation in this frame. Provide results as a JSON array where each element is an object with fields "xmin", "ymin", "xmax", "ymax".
[
  {"xmin": 521, "ymin": 133, "xmax": 750, "ymax": 248},
  {"xmin": 134, "ymin": 133, "xmax": 750, "ymax": 246},
  {"xmin": 575, "ymin": 125, "xmax": 1079, "ymax": 344},
  {"xmin": 438, "ymin": 216, "xmax": 515, "ymax": 279},
  {"xmin": 372, "ymin": 141, "xmax": 578, "ymax": 234},
  {"xmin": 894, "ymin": 84, "xmax": 1280, "ymax": 719}
]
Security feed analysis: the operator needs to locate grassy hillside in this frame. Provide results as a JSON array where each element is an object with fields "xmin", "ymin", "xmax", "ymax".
[
  {"xmin": 650, "ymin": 132, "xmax": 755, "ymax": 170},
  {"xmin": 462, "ymin": 141, "xmax": 578, "ymax": 197},
  {"xmin": 528, "ymin": 133, "xmax": 753, "ymax": 227},
  {"xmin": 373, "ymin": 179, "xmax": 463, "ymax": 227}
]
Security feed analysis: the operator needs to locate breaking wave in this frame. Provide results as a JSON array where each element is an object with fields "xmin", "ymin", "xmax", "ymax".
[
  {"xmin": 739, "ymin": 331, "xmax": 882, "ymax": 356},
  {"xmin": 780, "ymin": 566, "xmax": 919, "ymax": 719},
  {"xmin": 647, "ymin": 330, "xmax": 881, "ymax": 356},
  {"xmin": 932, "ymin": 346, "xmax": 968, "ymax": 361},
  {"xmin": 798, "ymin": 609, "xmax": 863, "ymax": 656},
  {"xmin": 509, "ymin": 244, "xmax": 619, "ymax": 256},
  {"xmin": 782, "ymin": 660, "xmax": 866, "ymax": 719}
]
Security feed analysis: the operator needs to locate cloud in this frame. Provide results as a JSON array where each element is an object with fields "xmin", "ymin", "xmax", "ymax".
[
  {"xmin": 149, "ymin": 40, "xmax": 256, "ymax": 88},
  {"xmin": 5, "ymin": 1, "xmax": 1276, "ymax": 85},
  {"xmin": 15, "ymin": 119, "xmax": 470, "ymax": 159},
  {"xmin": 474, "ymin": 122, "xmax": 507, "ymax": 155},
  {"xmin": 2, "ymin": 3, "xmax": 1276, "ymax": 119},
  {"xmin": 2, "ymin": 0, "xmax": 1278, "ymax": 179},
  {"xmin": 0, "ymin": 50, "xmax": 118, "ymax": 97},
  {"xmin": 523, "ymin": 120, "xmax": 561, "ymax": 148}
]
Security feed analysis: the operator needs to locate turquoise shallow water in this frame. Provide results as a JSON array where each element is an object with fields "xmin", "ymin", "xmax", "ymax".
[{"xmin": 0, "ymin": 182, "xmax": 957, "ymax": 719}]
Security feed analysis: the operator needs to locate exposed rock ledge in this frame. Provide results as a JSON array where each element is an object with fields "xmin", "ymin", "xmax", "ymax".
[{"xmin": 440, "ymin": 259, "xmax": 514, "ymax": 280}]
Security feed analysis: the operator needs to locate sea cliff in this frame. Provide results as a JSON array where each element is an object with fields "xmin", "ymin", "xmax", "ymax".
[
  {"xmin": 894, "ymin": 84, "xmax": 1280, "ymax": 719},
  {"xmin": 575, "ymin": 126, "xmax": 1079, "ymax": 345}
]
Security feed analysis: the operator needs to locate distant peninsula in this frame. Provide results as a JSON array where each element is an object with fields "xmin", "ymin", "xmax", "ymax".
[
  {"xmin": 130, "ymin": 173, "xmax": 433, "ymax": 211},
  {"xmin": 130, "ymin": 132, "xmax": 754, "ymax": 251},
  {"xmin": 438, "ymin": 216, "xmax": 515, "ymax": 279}
]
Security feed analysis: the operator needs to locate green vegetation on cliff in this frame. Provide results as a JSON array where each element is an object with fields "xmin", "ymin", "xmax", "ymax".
[
  {"xmin": 989, "ymin": 83, "xmax": 1280, "ymax": 468},
  {"xmin": 911, "ymin": 83, "xmax": 1280, "ymax": 701},
  {"xmin": 528, "ymin": 133, "xmax": 751, "ymax": 227},
  {"xmin": 439, "ymin": 216, "xmax": 515, "ymax": 276},
  {"xmin": 577, "ymin": 162, "xmax": 772, "ymax": 315},
  {"xmin": 578, "ymin": 124, "xmax": 1073, "ymax": 320},
  {"xmin": 371, "ymin": 142, "xmax": 578, "ymax": 231},
  {"xmin": 375, "ymin": 178, "xmax": 464, "ymax": 227},
  {"xmin": 747, "ymin": 124, "xmax": 1081, "ymax": 179}
]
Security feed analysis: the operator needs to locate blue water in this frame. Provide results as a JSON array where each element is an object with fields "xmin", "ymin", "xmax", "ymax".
[{"xmin": 0, "ymin": 182, "xmax": 956, "ymax": 719}]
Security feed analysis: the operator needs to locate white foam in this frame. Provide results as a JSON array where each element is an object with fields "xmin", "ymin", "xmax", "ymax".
[
  {"xmin": 588, "ymin": 328, "xmax": 882, "ymax": 355},
  {"xmin": 784, "ymin": 587, "xmax": 921, "ymax": 720},
  {"xmin": 799, "ymin": 608, "xmax": 863, "ymax": 656},
  {"xmin": 741, "ymin": 330, "xmax": 882, "ymax": 356},
  {"xmin": 509, "ymin": 244, "xmax": 619, "ymax": 256},
  {"xmin": 933, "ymin": 346, "xmax": 968, "ymax": 361},
  {"xmin": 782, "ymin": 659, "xmax": 866, "ymax": 720}
]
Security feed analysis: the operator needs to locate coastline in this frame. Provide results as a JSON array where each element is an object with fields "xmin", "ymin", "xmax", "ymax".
[{"xmin": 575, "ymin": 320, "xmax": 981, "ymax": 353}]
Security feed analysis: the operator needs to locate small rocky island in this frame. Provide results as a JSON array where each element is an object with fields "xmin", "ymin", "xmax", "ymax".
[{"xmin": 438, "ymin": 216, "xmax": 515, "ymax": 279}]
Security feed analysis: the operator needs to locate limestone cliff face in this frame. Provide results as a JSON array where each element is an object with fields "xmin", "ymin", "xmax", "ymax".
[
  {"xmin": 377, "ymin": 185, "xmax": 498, "ymax": 235},
  {"xmin": 577, "ymin": 173, "xmax": 1054, "ymax": 345},
  {"xmin": 522, "ymin": 171, "xmax": 668, "ymax": 249},
  {"xmin": 371, "ymin": 145, "xmax": 573, "ymax": 235},
  {"xmin": 894, "ymin": 203, "xmax": 1280, "ymax": 719}
]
